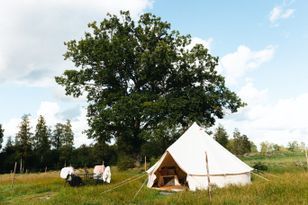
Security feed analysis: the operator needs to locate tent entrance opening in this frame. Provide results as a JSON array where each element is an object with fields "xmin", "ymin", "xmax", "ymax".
[{"xmin": 153, "ymin": 152, "xmax": 187, "ymax": 188}]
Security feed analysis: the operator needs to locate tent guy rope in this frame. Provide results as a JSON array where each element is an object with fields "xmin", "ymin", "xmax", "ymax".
[
  {"xmin": 132, "ymin": 177, "xmax": 148, "ymax": 201},
  {"xmin": 102, "ymin": 173, "xmax": 146, "ymax": 194},
  {"xmin": 252, "ymin": 172, "xmax": 270, "ymax": 181}
]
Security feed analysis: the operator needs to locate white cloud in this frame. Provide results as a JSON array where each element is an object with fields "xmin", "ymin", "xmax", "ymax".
[
  {"xmin": 52, "ymin": 85, "xmax": 87, "ymax": 103},
  {"xmin": 36, "ymin": 101, "xmax": 60, "ymax": 125},
  {"xmin": 2, "ymin": 118, "xmax": 21, "ymax": 139},
  {"xmin": 2, "ymin": 101, "xmax": 91, "ymax": 147},
  {"xmin": 0, "ymin": 0, "xmax": 152, "ymax": 86},
  {"xmin": 0, "ymin": 49, "xmax": 6, "ymax": 72},
  {"xmin": 219, "ymin": 45, "xmax": 275, "ymax": 84},
  {"xmin": 216, "ymin": 81, "xmax": 308, "ymax": 147},
  {"xmin": 71, "ymin": 108, "xmax": 93, "ymax": 146},
  {"xmin": 269, "ymin": 5, "xmax": 295, "ymax": 23},
  {"xmin": 187, "ymin": 37, "xmax": 213, "ymax": 51},
  {"xmin": 238, "ymin": 79, "xmax": 268, "ymax": 106}
]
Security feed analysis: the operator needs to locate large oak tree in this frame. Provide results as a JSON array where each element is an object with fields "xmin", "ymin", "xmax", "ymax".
[{"xmin": 56, "ymin": 11, "xmax": 245, "ymax": 158}]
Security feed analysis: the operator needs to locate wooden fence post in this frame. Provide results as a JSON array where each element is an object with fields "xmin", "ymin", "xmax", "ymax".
[
  {"xmin": 305, "ymin": 148, "xmax": 308, "ymax": 171},
  {"xmin": 20, "ymin": 158, "xmax": 23, "ymax": 174},
  {"xmin": 12, "ymin": 162, "xmax": 17, "ymax": 186},
  {"xmin": 144, "ymin": 156, "xmax": 147, "ymax": 172}
]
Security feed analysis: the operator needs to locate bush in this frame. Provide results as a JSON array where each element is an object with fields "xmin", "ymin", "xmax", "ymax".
[
  {"xmin": 117, "ymin": 155, "xmax": 135, "ymax": 171},
  {"xmin": 253, "ymin": 162, "xmax": 268, "ymax": 172}
]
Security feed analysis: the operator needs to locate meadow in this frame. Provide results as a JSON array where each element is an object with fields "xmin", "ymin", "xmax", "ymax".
[{"xmin": 0, "ymin": 152, "xmax": 307, "ymax": 205}]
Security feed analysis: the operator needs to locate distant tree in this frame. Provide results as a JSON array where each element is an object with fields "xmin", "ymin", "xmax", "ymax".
[
  {"xmin": 5, "ymin": 136, "xmax": 14, "ymax": 149},
  {"xmin": 213, "ymin": 124, "xmax": 229, "ymax": 148},
  {"xmin": 260, "ymin": 141, "xmax": 270, "ymax": 155},
  {"xmin": 228, "ymin": 129, "xmax": 251, "ymax": 155},
  {"xmin": 288, "ymin": 141, "xmax": 300, "ymax": 152},
  {"xmin": 299, "ymin": 142, "xmax": 306, "ymax": 152},
  {"xmin": 272, "ymin": 144, "xmax": 281, "ymax": 152},
  {"xmin": 0, "ymin": 124, "xmax": 4, "ymax": 150},
  {"xmin": 15, "ymin": 114, "xmax": 32, "ymax": 170},
  {"xmin": 62, "ymin": 120, "xmax": 74, "ymax": 147},
  {"xmin": 51, "ymin": 123, "xmax": 64, "ymax": 150},
  {"xmin": 55, "ymin": 11, "xmax": 245, "ymax": 159},
  {"xmin": 33, "ymin": 115, "xmax": 51, "ymax": 168},
  {"xmin": 260, "ymin": 141, "xmax": 282, "ymax": 155},
  {"xmin": 51, "ymin": 120, "xmax": 74, "ymax": 166},
  {"xmin": 250, "ymin": 141, "xmax": 258, "ymax": 153},
  {"xmin": 72, "ymin": 144, "xmax": 92, "ymax": 167},
  {"xmin": 0, "ymin": 136, "xmax": 17, "ymax": 172}
]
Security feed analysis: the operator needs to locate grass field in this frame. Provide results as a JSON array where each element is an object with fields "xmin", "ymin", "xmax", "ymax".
[{"xmin": 0, "ymin": 152, "xmax": 307, "ymax": 205}]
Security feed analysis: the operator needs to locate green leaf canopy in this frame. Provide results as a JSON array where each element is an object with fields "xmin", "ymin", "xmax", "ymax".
[{"xmin": 56, "ymin": 11, "xmax": 245, "ymax": 156}]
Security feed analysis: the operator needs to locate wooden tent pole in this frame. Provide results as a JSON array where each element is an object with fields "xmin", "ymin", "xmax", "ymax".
[{"xmin": 205, "ymin": 152, "xmax": 212, "ymax": 202}]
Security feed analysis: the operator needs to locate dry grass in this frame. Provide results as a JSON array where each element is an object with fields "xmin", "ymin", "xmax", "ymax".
[{"xmin": 0, "ymin": 153, "xmax": 307, "ymax": 205}]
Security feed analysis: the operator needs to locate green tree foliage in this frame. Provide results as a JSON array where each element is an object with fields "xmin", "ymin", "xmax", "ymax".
[
  {"xmin": 260, "ymin": 141, "xmax": 277, "ymax": 155},
  {"xmin": 51, "ymin": 120, "xmax": 74, "ymax": 166},
  {"xmin": 33, "ymin": 115, "xmax": 51, "ymax": 168},
  {"xmin": 213, "ymin": 124, "xmax": 229, "ymax": 148},
  {"xmin": 250, "ymin": 141, "xmax": 258, "ymax": 153},
  {"xmin": 288, "ymin": 141, "xmax": 300, "ymax": 152},
  {"xmin": 0, "ymin": 124, "xmax": 4, "ymax": 150},
  {"xmin": 55, "ymin": 11, "xmax": 245, "ymax": 158},
  {"xmin": 33, "ymin": 115, "xmax": 50, "ymax": 150},
  {"xmin": 15, "ymin": 114, "xmax": 32, "ymax": 169},
  {"xmin": 5, "ymin": 136, "xmax": 14, "ymax": 149},
  {"xmin": 1, "ymin": 117, "xmax": 119, "ymax": 173},
  {"xmin": 51, "ymin": 121, "xmax": 73, "ymax": 150},
  {"xmin": 228, "ymin": 129, "xmax": 251, "ymax": 155},
  {"xmin": 51, "ymin": 123, "xmax": 64, "ymax": 150},
  {"xmin": 62, "ymin": 120, "xmax": 74, "ymax": 147},
  {"xmin": 273, "ymin": 144, "xmax": 281, "ymax": 152},
  {"xmin": 0, "ymin": 137, "xmax": 17, "ymax": 173}
]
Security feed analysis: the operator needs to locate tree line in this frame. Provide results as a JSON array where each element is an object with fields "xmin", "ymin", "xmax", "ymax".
[
  {"xmin": 0, "ymin": 116, "xmax": 256, "ymax": 173},
  {"xmin": 0, "ymin": 115, "xmax": 117, "ymax": 173},
  {"xmin": 213, "ymin": 124, "xmax": 307, "ymax": 156},
  {"xmin": 1, "ymin": 117, "xmax": 305, "ymax": 173},
  {"xmin": 213, "ymin": 125, "xmax": 256, "ymax": 155}
]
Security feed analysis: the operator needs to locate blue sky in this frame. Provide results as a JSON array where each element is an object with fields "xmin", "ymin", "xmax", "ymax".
[{"xmin": 0, "ymin": 0, "xmax": 307, "ymax": 147}]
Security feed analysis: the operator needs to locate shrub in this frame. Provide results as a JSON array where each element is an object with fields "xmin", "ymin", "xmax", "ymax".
[
  {"xmin": 253, "ymin": 162, "xmax": 268, "ymax": 171},
  {"xmin": 117, "ymin": 155, "xmax": 135, "ymax": 171}
]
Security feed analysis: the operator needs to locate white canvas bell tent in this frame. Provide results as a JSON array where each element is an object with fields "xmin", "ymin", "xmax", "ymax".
[{"xmin": 146, "ymin": 122, "xmax": 253, "ymax": 191}]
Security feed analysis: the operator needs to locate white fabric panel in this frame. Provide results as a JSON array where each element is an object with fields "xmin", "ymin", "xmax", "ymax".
[
  {"xmin": 94, "ymin": 165, "xmax": 105, "ymax": 175},
  {"xmin": 103, "ymin": 166, "xmax": 111, "ymax": 183},
  {"xmin": 167, "ymin": 123, "xmax": 253, "ymax": 175},
  {"xmin": 93, "ymin": 165, "xmax": 106, "ymax": 180},
  {"xmin": 187, "ymin": 173, "xmax": 251, "ymax": 191},
  {"xmin": 60, "ymin": 167, "xmax": 74, "ymax": 179},
  {"xmin": 147, "ymin": 173, "xmax": 157, "ymax": 187}
]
